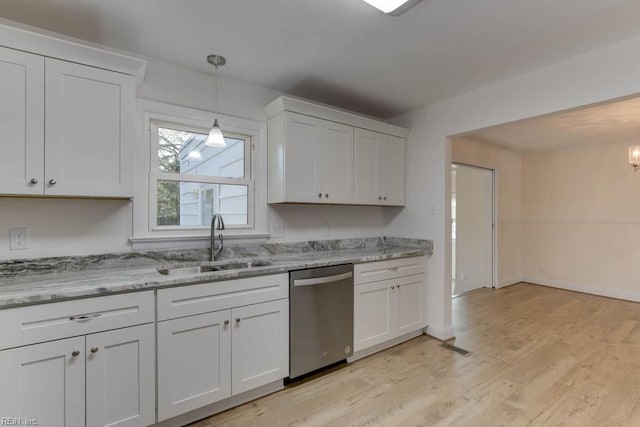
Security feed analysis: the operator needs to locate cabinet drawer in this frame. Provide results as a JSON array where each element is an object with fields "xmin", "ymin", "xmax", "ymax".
[
  {"xmin": 157, "ymin": 273, "xmax": 288, "ymax": 321},
  {"xmin": 0, "ymin": 291, "xmax": 154, "ymax": 350},
  {"xmin": 354, "ymin": 256, "xmax": 425, "ymax": 285}
]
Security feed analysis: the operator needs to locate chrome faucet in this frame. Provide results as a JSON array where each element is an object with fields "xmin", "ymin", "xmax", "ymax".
[{"xmin": 210, "ymin": 214, "xmax": 225, "ymax": 261}]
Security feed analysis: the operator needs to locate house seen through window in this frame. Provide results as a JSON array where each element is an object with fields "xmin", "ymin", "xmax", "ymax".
[{"xmin": 151, "ymin": 121, "xmax": 252, "ymax": 229}]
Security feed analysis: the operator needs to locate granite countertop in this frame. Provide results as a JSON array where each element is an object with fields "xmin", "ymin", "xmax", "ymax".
[{"xmin": 0, "ymin": 237, "xmax": 433, "ymax": 309}]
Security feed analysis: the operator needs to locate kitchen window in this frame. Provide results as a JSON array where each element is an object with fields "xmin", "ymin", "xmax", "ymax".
[{"xmin": 149, "ymin": 120, "xmax": 253, "ymax": 230}]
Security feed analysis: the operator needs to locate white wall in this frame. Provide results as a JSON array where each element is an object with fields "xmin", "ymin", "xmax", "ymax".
[
  {"xmin": 389, "ymin": 33, "xmax": 640, "ymax": 339},
  {"xmin": 521, "ymin": 140, "xmax": 640, "ymax": 300},
  {"xmin": 0, "ymin": 198, "xmax": 131, "ymax": 259},
  {"xmin": 0, "ymin": 56, "xmax": 394, "ymax": 260},
  {"xmin": 452, "ymin": 138, "xmax": 522, "ymax": 287}
]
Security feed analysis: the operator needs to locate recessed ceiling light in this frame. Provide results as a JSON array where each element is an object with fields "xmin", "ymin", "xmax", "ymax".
[{"xmin": 361, "ymin": 0, "xmax": 423, "ymax": 16}]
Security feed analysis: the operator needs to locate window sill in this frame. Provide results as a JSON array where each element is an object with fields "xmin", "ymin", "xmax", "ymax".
[{"xmin": 129, "ymin": 233, "xmax": 271, "ymax": 251}]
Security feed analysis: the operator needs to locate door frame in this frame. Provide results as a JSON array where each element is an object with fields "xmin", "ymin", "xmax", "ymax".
[{"xmin": 451, "ymin": 162, "xmax": 497, "ymax": 292}]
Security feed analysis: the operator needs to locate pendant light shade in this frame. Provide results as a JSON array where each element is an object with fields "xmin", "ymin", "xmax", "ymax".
[
  {"xmin": 205, "ymin": 54, "xmax": 227, "ymax": 148},
  {"xmin": 361, "ymin": 0, "xmax": 423, "ymax": 15},
  {"xmin": 206, "ymin": 119, "xmax": 226, "ymax": 147}
]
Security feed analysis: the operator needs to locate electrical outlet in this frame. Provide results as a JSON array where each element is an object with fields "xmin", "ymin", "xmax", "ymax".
[{"xmin": 10, "ymin": 228, "xmax": 29, "ymax": 250}]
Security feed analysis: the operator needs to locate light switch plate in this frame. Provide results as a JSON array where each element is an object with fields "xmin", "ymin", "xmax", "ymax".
[{"xmin": 10, "ymin": 228, "xmax": 29, "ymax": 250}]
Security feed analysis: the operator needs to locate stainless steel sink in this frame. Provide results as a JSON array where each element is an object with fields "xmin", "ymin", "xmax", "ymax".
[
  {"xmin": 157, "ymin": 265, "xmax": 220, "ymax": 276},
  {"xmin": 157, "ymin": 260, "xmax": 271, "ymax": 276},
  {"xmin": 216, "ymin": 261, "xmax": 271, "ymax": 270}
]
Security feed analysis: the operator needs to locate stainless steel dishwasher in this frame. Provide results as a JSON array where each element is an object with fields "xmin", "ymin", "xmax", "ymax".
[{"xmin": 289, "ymin": 264, "xmax": 354, "ymax": 379}]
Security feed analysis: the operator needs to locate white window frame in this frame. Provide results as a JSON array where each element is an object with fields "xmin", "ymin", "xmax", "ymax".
[
  {"xmin": 132, "ymin": 99, "xmax": 269, "ymax": 249},
  {"xmin": 148, "ymin": 119, "xmax": 254, "ymax": 231}
]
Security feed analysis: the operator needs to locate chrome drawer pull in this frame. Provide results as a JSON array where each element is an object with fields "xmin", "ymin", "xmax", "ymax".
[
  {"xmin": 69, "ymin": 312, "xmax": 102, "ymax": 322},
  {"xmin": 388, "ymin": 266, "xmax": 399, "ymax": 271}
]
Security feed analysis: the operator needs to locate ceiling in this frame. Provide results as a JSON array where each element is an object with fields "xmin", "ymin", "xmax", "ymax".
[
  {"xmin": 2, "ymin": 0, "xmax": 640, "ymax": 118},
  {"xmin": 464, "ymin": 96, "xmax": 640, "ymax": 152}
]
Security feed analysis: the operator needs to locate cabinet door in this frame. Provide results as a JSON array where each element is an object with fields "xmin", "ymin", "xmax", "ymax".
[
  {"xmin": 44, "ymin": 58, "xmax": 134, "ymax": 197},
  {"xmin": 321, "ymin": 121, "xmax": 353, "ymax": 203},
  {"xmin": 86, "ymin": 324, "xmax": 155, "ymax": 427},
  {"xmin": 353, "ymin": 128, "xmax": 379, "ymax": 204},
  {"xmin": 354, "ymin": 281, "xmax": 393, "ymax": 352},
  {"xmin": 0, "ymin": 46, "xmax": 44, "ymax": 195},
  {"xmin": 0, "ymin": 337, "xmax": 85, "ymax": 427},
  {"xmin": 231, "ymin": 299, "xmax": 289, "ymax": 395},
  {"xmin": 377, "ymin": 134, "xmax": 405, "ymax": 206},
  {"xmin": 284, "ymin": 112, "xmax": 323, "ymax": 203},
  {"xmin": 157, "ymin": 311, "xmax": 231, "ymax": 421},
  {"xmin": 394, "ymin": 274, "xmax": 426, "ymax": 336}
]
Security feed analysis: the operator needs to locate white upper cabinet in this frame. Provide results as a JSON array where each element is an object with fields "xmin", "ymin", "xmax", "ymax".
[
  {"xmin": 321, "ymin": 120, "xmax": 354, "ymax": 203},
  {"xmin": 0, "ymin": 23, "xmax": 145, "ymax": 198},
  {"xmin": 44, "ymin": 59, "xmax": 135, "ymax": 197},
  {"xmin": 283, "ymin": 112, "xmax": 323, "ymax": 203},
  {"xmin": 377, "ymin": 133, "xmax": 406, "ymax": 206},
  {"xmin": 0, "ymin": 46, "xmax": 44, "ymax": 195},
  {"xmin": 271, "ymin": 111, "xmax": 353, "ymax": 204},
  {"xmin": 265, "ymin": 96, "xmax": 407, "ymax": 206},
  {"xmin": 354, "ymin": 128, "xmax": 406, "ymax": 206}
]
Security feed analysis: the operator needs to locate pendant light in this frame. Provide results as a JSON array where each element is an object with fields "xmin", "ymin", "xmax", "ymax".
[
  {"xmin": 360, "ymin": 0, "xmax": 423, "ymax": 15},
  {"xmin": 205, "ymin": 54, "xmax": 227, "ymax": 148}
]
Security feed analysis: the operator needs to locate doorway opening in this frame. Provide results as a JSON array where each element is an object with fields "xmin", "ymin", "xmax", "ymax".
[{"xmin": 451, "ymin": 163, "xmax": 495, "ymax": 297}]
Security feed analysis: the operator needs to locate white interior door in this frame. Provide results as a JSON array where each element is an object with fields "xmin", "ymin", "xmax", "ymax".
[{"xmin": 453, "ymin": 164, "xmax": 494, "ymax": 295}]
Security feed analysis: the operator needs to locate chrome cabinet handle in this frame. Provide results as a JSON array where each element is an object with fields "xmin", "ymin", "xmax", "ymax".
[
  {"xmin": 318, "ymin": 193, "xmax": 322, "ymax": 198},
  {"xmin": 69, "ymin": 312, "xmax": 102, "ymax": 322},
  {"xmin": 90, "ymin": 346, "xmax": 99, "ymax": 353},
  {"xmin": 388, "ymin": 266, "xmax": 399, "ymax": 271},
  {"xmin": 30, "ymin": 178, "xmax": 38, "ymax": 184},
  {"xmin": 224, "ymin": 320, "xmax": 230, "ymax": 326},
  {"xmin": 378, "ymin": 196, "xmax": 382, "ymax": 200},
  {"xmin": 383, "ymin": 196, "xmax": 387, "ymax": 201},
  {"xmin": 236, "ymin": 318, "xmax": 241, "ymax": 323},
  {"xmin": 72, "ymin": 350, "xmax": 80, "ymax": 357},
  {"xmin": 325, "ymin": 193, "xmax": 329, "ymax": 198},
  {"xmin": 49, "ymin": 179, "xmax": 57, "ymax": 185}
]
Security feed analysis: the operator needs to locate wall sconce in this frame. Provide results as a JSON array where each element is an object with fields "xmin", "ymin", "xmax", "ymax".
[{"xmin": 630, "ymin": 146, "xmax": 640, "ymax": 172}]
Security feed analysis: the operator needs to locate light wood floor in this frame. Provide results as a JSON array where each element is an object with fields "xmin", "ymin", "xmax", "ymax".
[{"xmin": 192, "ymin": 283, "xmax": 640, "ymax": 426}]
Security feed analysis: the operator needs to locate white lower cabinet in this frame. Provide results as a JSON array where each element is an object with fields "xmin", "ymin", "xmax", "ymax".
[
  {"xmin": 0, "ymin": 324, "xmax": 154, "ymax": 427},
  {"xmin": 354, "ymin": 257, "xmax": 427, "ymax": 353},
  {"xmin": 157, "ymin": 298, "xmax": 289, "ymax": 422},
  {"xmin": 86, "ymin": 324, "xmax": 155, "ymax": 427},
  {"xmin": 157, "ymin": 310, "xmax": 232, "ymax": 421},
  {"xmin": 231, "ymin": 299, "xmax": 289, "ymax": 395},
  {"xmin": 0, "ymin": 337, "xmax": 85, "ymax": 427},
  {"xmin": 0, "ymin": 292, "xmax": 155, "ymax": 427}
]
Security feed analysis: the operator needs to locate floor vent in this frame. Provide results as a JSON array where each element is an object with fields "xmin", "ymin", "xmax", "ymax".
[{"xmin": 441, "ymin": 342, "xmax": 472, "ymax": 357}]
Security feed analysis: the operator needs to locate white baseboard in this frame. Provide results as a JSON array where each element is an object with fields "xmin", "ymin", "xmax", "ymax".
[
  {"xmin": 348, "ymin": 330, "xmax": 425, "ymax": 362},
  {"xmin": 154, "ymin": 380, "xmax": 283, "ymax": 427},
  {"xmin": 522, "ymin": 277, "xmax": 640, "ymax": 303},
  {"xmin": 426, "ymin": 325, "xmax": 455, "ymax": 341},
  {"xmin": 496, "ymin": 279, "xmax": 523, "ymax": 289}
]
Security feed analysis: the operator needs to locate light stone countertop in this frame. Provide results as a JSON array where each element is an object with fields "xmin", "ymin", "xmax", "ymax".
[{"xmin": 0, "ymin": 237, "xmax": 432, "ymax": 309}]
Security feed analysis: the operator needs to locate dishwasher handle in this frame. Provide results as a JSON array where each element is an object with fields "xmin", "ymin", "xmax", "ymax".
[{"xmin": 293, "ymin": 272, "xmax": 353, "ymax": 287}]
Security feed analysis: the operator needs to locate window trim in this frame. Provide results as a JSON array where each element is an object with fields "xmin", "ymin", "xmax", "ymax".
[
  {"xmin": 132, "ymin": 99, "xmax": 268, "ymax": 248},
  {"xmin": 148, "ymin": 119, "xmax": 254, "ymax": 231}
]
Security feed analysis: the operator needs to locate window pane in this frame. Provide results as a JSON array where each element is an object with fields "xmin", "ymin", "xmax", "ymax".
[
  {"xmin": 157, "ymin": 126, "xmax": 246, "ymax": 178},
  {"xmin": 156, "ymin": 180, "xmax": 248, "ymax": 226}
]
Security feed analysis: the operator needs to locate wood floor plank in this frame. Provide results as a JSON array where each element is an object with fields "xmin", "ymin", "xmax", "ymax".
[{"xmin": 190, "ymin": 283, "xmax": 640, "ymax": 427}]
